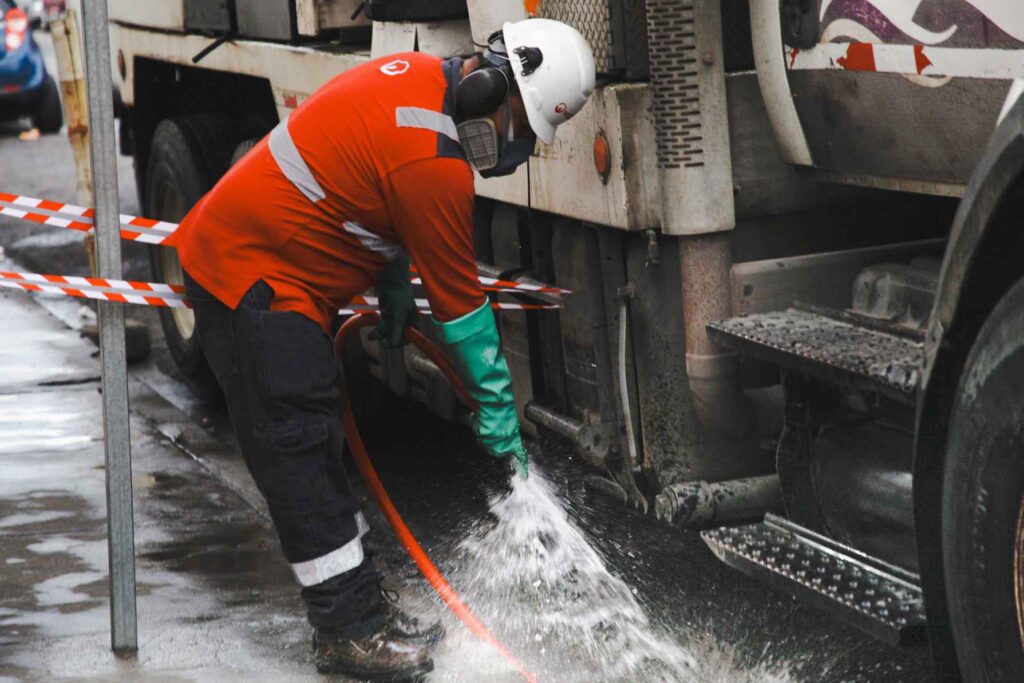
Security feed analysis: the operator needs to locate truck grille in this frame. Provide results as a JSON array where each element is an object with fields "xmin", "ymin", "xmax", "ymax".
[
  {"xmin": 535, "ymin": 1, "xmax": 650, "ymax": 79},
  {"xmin": 538, "ymin": 0, "xmax": 614, "ymax": 73}
]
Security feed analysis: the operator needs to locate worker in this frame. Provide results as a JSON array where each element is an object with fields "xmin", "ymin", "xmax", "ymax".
[{"xmin": 165, "ymin": 18, "xmax": 595, "ymax": 681}]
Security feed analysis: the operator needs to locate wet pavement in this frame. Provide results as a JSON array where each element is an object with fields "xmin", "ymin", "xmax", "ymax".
[
  {"xmin": 0, "ymin": 33, "xmax": 938, "ymax": 682},
  {"xmin": 0, "ymin": 285, "xmax": 936, "ymax": 681},
  {"xmin": 0, "ymin": 291, "xmax": 321, "ymax": 682}
]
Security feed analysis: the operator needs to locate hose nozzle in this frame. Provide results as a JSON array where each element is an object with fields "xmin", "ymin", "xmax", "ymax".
[{"xmin": 514, "ymin": 454, "xmax": 529, "ymax": 480}]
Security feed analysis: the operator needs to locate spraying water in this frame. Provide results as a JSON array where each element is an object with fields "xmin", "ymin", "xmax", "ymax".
[
  {"xmin": 335, "ymin": 317, "xmax": 790, "ymax": 680},
  {"xmin": 432, "ymin": 467, "xmax": 795, "ymax": 683}
]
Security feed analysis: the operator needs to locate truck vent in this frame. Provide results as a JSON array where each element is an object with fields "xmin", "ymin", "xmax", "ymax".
[
  {"xmin": 538, "ymin": 0, "xmax": 614, "ymax": 74},
  {"xmin": 645, "ymin": 0, "xmax": 702, "ymax": 170}
]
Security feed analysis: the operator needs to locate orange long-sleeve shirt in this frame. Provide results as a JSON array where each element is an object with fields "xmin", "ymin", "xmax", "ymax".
[{"xmin": 165, "ymin": 52, "xmax": 485, "ymax": 333}]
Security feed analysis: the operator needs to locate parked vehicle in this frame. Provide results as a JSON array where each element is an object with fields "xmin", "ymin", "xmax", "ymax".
[
  {"xmin": 102, "ymin": 0, "xmax": 1024, "ymax": 678},
  {"xmin": 0, "ymin": 0, "xmax": 61, "ymax": 132}
]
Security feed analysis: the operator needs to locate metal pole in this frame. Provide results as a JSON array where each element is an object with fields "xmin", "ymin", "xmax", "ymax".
[{"xmin": 80, "ymin": 0, "xmax": 137, "ymax": 652}]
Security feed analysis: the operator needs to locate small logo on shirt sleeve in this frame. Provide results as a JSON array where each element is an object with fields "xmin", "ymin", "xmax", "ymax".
[{"xmin": 380, "ymin": 60, "xmax": 411, "ymax": 76}]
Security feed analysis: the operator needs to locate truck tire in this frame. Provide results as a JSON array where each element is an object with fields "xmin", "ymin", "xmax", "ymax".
[
  {"xmin": 943, "ymin": 274, "xmax": 1024, "ymax": 681},
  {"xmin": 229, "ymin": 138, "xmax": 258, "ymax": 166},
  {"xmin": 32, "ymin": 75, "xmax": 63, "ymax": 134},
  {"xmin": 145, "ymin": 115, "xmax": 236, "ymax": 403}
]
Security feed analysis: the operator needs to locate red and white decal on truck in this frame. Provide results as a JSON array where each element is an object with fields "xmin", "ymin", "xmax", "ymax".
[
  {"xmin": 276, "ymin": 88, "xmax": 310, "ymax": 110},
  {"xmin": 787, "ymin": 42, "xmax": 1024, "ymax": 78},
  {"xmin": 786, "ymin": 0, "xmax": 1024, "ymax": 79}
]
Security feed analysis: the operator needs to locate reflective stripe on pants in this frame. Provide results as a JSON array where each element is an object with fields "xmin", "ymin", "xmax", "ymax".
[{"xmin": 291, "ymin": 512, "xmax": 371, "ymax": 587}]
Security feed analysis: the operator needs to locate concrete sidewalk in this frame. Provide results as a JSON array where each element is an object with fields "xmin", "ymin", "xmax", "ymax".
[{"xmin": 0, "ymin": 289, "xmax": 323, "ymax": 681}]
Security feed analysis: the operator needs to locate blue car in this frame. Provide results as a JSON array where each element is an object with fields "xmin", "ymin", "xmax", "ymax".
[{"xmin": 0, "ymin": 0, "xmax": 62, "ymax": 132}]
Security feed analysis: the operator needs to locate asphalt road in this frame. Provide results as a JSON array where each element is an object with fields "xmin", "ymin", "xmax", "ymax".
[{"xmin": 0, "ymin": 33, "xmax": 938, "ymax": 682}]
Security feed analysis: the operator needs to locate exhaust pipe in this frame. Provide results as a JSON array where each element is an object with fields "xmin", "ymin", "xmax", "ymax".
[{"xmin": 655, "ymin": 474, "xmax": 782, "ymax": 527}]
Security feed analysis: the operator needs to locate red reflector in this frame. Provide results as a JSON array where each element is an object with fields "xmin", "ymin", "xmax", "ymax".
[
  {"xmin": 2, "ymin": 85, "xmax": 20, "ymax": 93},
  {"xmin": 593, "ymin": 132, "xmax": 611, "ymax": 183}
]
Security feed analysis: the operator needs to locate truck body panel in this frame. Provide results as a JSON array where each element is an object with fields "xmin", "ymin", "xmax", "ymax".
[
  {"xmin": 752, "ymin": 0, "xmax": 1024, "ymax": 193},
  {"xmin": 108, "ymin": 0, "xmax": 184, "ymax": 31},
  {"xmin": 113, "ymin": 23, "xmax": 369, "ymax": 119}
]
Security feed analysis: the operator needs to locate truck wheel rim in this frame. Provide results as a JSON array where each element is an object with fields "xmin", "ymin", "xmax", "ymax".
[
  {"xmin": 1015, "ymin": 490, "xmax": 1024, "ymax": 650},
  {"xmin": 161, "ymin": 248, "xmax": 195, "ymax": 339},
  {"xmin": 155, "ymin": 182, "xmax": 195, "ymax": 340}
]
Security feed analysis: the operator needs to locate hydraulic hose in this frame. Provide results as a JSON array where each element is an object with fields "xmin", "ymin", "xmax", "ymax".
[
  {"xmin": 618, "ymin": 297, "xmax": 639, "ymax": 469},
  {"xmin": 334, "ymin": 314, "xmax": 537, "ymax": 683}
]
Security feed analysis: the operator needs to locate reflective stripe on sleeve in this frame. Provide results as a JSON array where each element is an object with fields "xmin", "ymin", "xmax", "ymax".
[
  {"xmin": 269, "ymin": 116, "xmax": 326, "ymax": 204},
  {"xmin": 395, "ymin": 106, "xmax": 459, "ymax": 144},
  {"xmin": 343, "ymin": 221, "xmax": 407, "ymax": 262},
  {"xmin": 290, "ymin": 512, "xmax": 371, "ymax": 587}
]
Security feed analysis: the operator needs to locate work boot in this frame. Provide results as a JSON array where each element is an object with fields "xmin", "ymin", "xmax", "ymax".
[
  {"xmin": 381, "ymin": 587, "xmax": 445, "ymax": 648},
  {"xmin": 313, "ymin": 626, "xmax": 433, "ymax": 681}
]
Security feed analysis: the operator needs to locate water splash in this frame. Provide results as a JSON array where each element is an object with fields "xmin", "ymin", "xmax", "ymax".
[{"xmin": 435, "ymin": 468, "xmax": 794, "ymax": 683}]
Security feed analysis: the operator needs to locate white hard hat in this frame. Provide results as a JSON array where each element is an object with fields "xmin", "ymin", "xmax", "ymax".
[{"xmin": 502, "ymin": 18, "xmax": 596, "ymax": 145}]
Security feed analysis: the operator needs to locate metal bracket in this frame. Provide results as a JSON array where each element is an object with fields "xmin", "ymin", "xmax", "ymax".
[{"xmin": 192, "ymin": 35, "xmax": 233, "ymax": 65}]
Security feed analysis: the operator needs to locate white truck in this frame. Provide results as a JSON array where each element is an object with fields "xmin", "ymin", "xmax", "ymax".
[{"xmin": 103, "ymin": 0, "xmax": 1024, "ymax": 678}]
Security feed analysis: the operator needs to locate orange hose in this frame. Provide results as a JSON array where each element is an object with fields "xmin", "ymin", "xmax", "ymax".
[{"xmin": 334, "ymin": 314, "xmax": 537, "ymax": 683}]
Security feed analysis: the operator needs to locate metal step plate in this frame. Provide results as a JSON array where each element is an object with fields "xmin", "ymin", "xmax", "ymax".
[
  {"xmin": 702, "ymin": 514, "xmax": 927, "ymax": 646},
  {"xmin": 707, "ymin": 308, "xmax": 924, "ymax": 399}
]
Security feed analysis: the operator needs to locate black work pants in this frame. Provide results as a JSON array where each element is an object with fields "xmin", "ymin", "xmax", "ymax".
[{"xmin": 184, "ymin": 272, "xmax": 384, "ymax": 637}]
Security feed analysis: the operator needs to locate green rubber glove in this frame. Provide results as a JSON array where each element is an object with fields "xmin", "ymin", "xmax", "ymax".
[
  {"xmin": 370, "ymin": 256, "xmax": 417, "ymax": 349},
  {"xmin": 431, "ymin": 300, "xmax": 529, "ymax": 478}
]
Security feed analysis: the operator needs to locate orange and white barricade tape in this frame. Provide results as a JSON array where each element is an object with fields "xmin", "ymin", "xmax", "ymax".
[
  {"xmin": 0, "ymin": 271, "xmax": 560, "ymax": 315},
  {"xmin": 0, "ymin": 192, "xmax": 176, "ymax": 244},
  {"xmin": 409, "ymin": 274, "xmax": 569, "ymax": 297},
  {"xmin": 0, "ymin": 271, "xmax": 189, "ymax": 307},
  {"xmin": 350, "ymin": 295, "xmax": 560, "ymax": 315},
  {"xmin": 0, "ymin": 191, "xmax": 572, "ymax": 300}
]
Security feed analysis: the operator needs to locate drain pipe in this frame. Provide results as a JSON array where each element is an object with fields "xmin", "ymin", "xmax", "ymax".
[{"xmin": 679, "ymin": 233, "xmax": 755, "ymax": 440}]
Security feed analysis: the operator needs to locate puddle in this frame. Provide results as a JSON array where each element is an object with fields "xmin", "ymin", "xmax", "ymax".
[
  {"xmin": 0, "ymin": 510, "xmax": 74, "ymax": 529},
  {"xmin": 33, "ymin": 571, "xmax": 108, "ymax": 608},
  {"xmin": 139, "ymin": 526, "xmax": 278, "ymax": 578}
]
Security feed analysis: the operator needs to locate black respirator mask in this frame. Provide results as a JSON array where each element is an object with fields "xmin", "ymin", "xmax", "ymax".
[{"xmin": 455, "ymin": 33, "xmax": 538, "ymax": 178}]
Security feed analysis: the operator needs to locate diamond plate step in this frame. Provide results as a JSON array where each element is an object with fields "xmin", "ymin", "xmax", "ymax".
[
  {"xmin": 706, "ymin": 308, "xmax": 924, "ymax": 399},
  {"xmin": 702, "ymin": 514, "xmax": 927, "ymax": 646}
]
